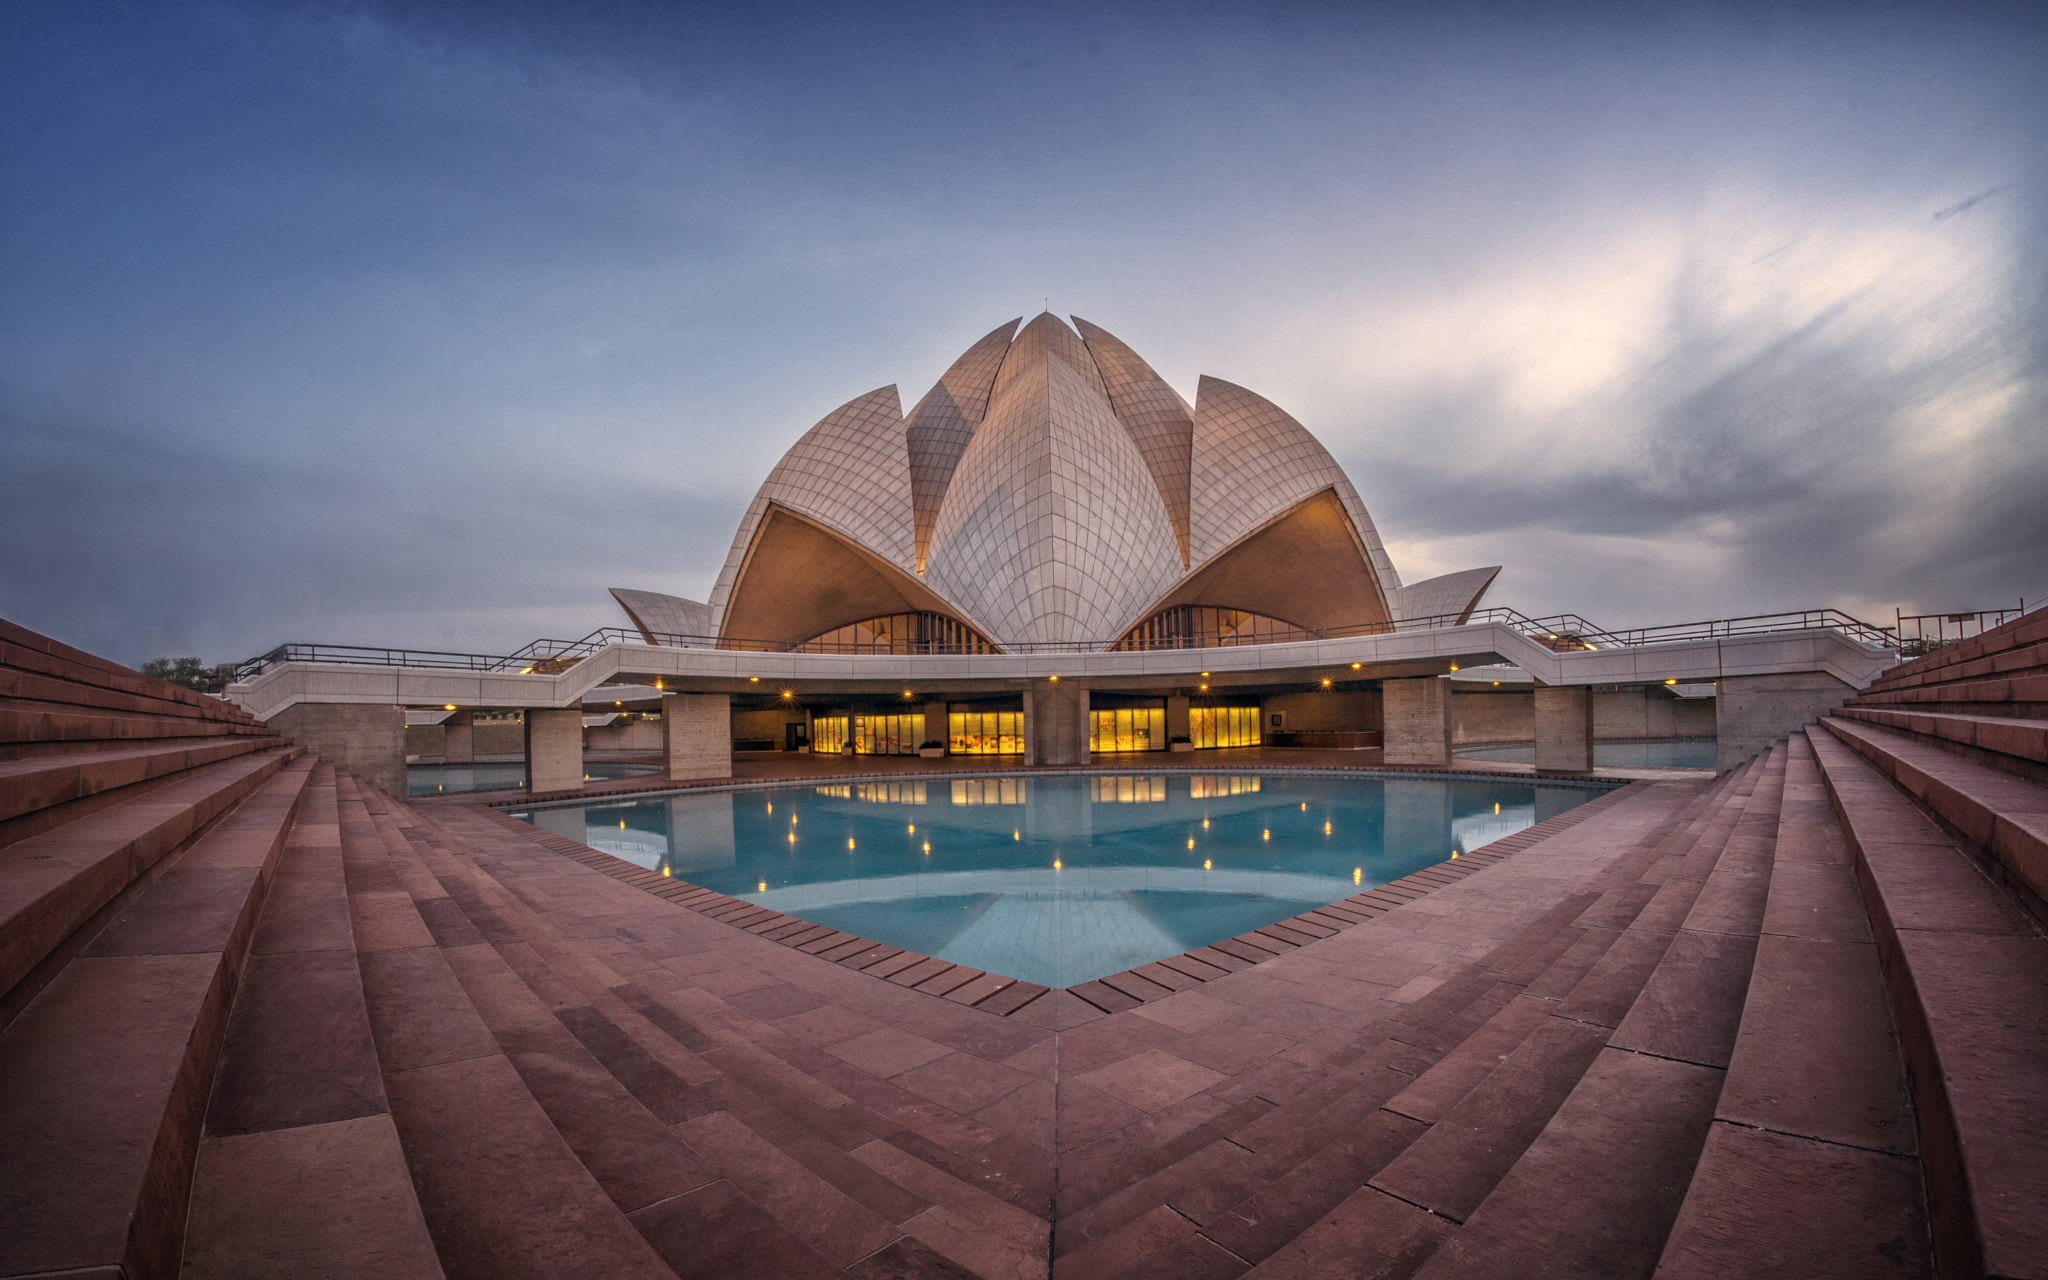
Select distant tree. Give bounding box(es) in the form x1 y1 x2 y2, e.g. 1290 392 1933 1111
143 656 226 694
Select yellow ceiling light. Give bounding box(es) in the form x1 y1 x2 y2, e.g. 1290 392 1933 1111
1351 663 1361 669
1449 663 1459 671
749 676 760 682
1048 674 1059 681
1665 678 1678 685
443 704 456 711
1321 678 1332 687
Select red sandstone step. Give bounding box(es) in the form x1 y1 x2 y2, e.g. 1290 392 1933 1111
1840 707 2048 782
0 746 300 1005
1653 733 1930 1280
404 799 990 1273
1054 774 1746 1274
0 755 313 1280
334 774 682 1279
0 658 261 731
1856 608 2048 688
1355 751 1776 1274
0 703 268 763
352 798 732 1225
1850 677 2048 718
1368 749 1785 1277
1804 727 2048 1280
1823 715 2048 915
415 801 1068 1279
0 619 264 726
181 762 442 1279
0 736 279 826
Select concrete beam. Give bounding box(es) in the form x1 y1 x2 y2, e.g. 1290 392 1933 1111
266 703 405 796
1383 677 1452 767
1716 672 1855 772
227 620 1896 719
1024 680 1090 766
525 708 583 793
662 693 732 781
1534 687 1595 773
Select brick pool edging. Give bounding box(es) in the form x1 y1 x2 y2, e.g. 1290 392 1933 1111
469 779 1649 1018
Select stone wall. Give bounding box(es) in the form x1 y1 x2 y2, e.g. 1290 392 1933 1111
1451 689 1533 744
1264 690 1381 733
1596 689 1716 739
585 719 662 751
1717 673 1853 771
268 703 406 795
732 708 810 750
1448 686 1716 746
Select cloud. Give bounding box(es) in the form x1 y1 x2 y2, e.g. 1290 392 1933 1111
1934 185 2012 223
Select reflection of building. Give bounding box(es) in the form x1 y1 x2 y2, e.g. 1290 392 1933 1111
615 313 1496 655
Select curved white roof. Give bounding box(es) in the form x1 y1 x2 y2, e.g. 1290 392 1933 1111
677 315 1495 650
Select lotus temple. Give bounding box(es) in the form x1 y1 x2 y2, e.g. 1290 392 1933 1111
2 316 2042 1280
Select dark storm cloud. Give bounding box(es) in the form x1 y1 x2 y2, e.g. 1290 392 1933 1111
1 0 2045 661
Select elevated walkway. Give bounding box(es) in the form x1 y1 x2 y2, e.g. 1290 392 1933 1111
4 613 2042 1279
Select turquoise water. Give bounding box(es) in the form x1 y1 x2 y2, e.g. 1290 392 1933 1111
511 772 1607 988
407 761 659 795
1453 738 1717 769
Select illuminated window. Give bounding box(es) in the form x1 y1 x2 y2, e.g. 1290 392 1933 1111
948 710 1022 755
1088 707 1165 753
1187 706 1263 749
811 716 848 754
852 713 924 756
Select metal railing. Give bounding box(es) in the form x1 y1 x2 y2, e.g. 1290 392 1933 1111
1892 602 2029 657
231 602 1937 682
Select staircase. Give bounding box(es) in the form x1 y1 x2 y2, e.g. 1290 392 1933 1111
4 612 2044 1280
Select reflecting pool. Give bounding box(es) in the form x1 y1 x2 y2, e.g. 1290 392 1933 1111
511 772 1610 988
1452 738 1717 769
407 760 660 795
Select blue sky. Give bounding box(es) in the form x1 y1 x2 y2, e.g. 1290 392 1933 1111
3 0 2044 664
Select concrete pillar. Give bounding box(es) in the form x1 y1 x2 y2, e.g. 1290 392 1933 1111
1166 696 1190 741
662 693 732 781
1534 686 1595 773
525 709 584 794
266 703 406 796
443 710 475 763
1024 680 1090 766
923 701 948 752
1716 673 1854 772
1383 677 1452 767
